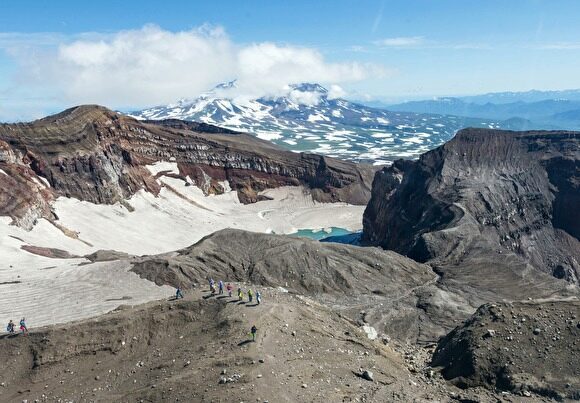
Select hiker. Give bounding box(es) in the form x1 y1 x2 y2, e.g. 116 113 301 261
6 320 15 334
175 288 184 299
237 287 243 301
218 280 224 295
19 318 28 335
226 283 233 297
248 289 254 303
210 282 217 294
256 291 262 305
250 325 257 341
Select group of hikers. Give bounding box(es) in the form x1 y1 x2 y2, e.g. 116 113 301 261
175 279 263 305
174 278 261 342
5 318 28 336
5 280 259 341
212 278 263 305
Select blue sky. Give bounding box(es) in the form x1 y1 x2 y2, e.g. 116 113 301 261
2 0 580 120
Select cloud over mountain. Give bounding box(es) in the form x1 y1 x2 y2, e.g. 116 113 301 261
11 25 385 110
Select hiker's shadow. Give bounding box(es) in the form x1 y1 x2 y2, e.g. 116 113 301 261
237 339 255 346
216 296 228 300
202 294 217 300
226 300 239 304
0 333 19 340
245 303 259 307
237 301 247 305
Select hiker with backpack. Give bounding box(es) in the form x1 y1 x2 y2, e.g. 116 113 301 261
218 280 224 295
19 318 28 335
6 320 15 334
226 283 233 297
248 289 254 303
237 287 244 301
250 325 257 342
175 287 184 299
256 291 262 305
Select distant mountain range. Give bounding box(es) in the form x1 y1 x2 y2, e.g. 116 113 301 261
131 82 529 164
378 89 580 130
458 88 580 104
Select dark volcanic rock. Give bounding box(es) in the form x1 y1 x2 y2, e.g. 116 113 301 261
131 228 433 296
432 300 580 400
0 105 376 227
362 128 580 284
130 228 577 342
131 228 445 342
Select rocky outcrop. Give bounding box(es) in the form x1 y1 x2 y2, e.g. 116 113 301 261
0 105 376 228
0 140 54 229
362 128 580 284
432 300 580 400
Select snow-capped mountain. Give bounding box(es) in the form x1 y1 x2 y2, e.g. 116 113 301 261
131 82 507 165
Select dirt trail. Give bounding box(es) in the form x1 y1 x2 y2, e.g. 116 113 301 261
0 285 450 402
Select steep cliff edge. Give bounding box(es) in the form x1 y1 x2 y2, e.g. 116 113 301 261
0 105 375 228
362 128 580 283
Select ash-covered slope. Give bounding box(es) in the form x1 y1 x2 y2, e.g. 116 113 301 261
130 228 447 342
129 229 576 343
131 228 434 296
0 289 422 402
363 128 580 284
0 105 375 228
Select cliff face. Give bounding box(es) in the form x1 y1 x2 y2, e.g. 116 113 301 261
0 105 375 229
363 128 580 283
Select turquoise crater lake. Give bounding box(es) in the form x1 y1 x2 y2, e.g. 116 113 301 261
289 227 353 241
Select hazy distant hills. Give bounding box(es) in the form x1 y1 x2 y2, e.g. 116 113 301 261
378 89 580 130
459 88 580 104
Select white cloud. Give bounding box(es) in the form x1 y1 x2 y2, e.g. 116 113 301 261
287 88 324 106
374 36 425 47
328 84 347 99
7 25 385 110
234 43 376 99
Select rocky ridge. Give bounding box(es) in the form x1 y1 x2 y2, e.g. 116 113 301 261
0 105 375 229
363 128 580 284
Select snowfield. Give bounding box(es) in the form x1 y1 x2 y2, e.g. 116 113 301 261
0 172 365 328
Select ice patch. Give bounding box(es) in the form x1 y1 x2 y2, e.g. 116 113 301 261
362 325 378 340
307 114 330 123
38 176 51 187
146 161 179 176
371 133 393 139
402 137 424 144
256 130 283 141
31 176 47 188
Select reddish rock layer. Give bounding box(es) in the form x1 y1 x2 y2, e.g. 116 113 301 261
0 105 376 228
